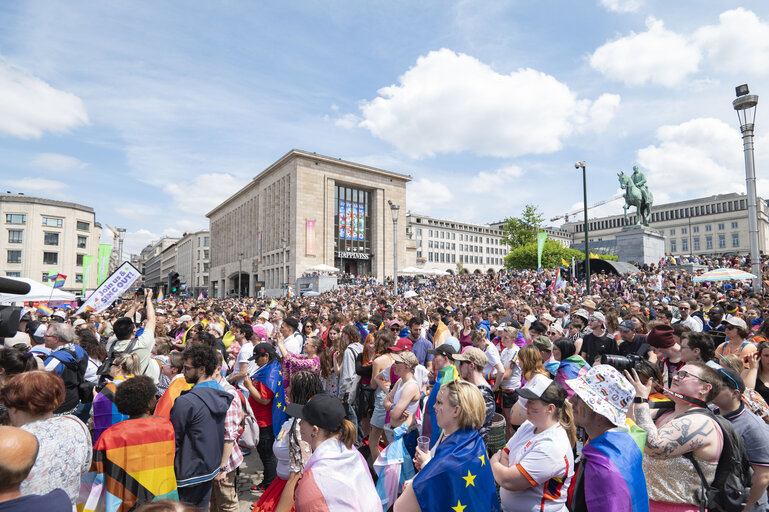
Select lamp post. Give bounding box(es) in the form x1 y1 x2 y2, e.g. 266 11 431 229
575 161 590 292
733 84 762 291
388 200 400 296
281 238 287 297
238 252 243 298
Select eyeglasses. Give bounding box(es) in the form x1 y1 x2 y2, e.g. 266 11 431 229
672 370 709 384
547 331 557 336
182 365 197 371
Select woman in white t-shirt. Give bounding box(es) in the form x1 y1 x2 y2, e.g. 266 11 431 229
494 327 522 439
490 379 576 512
510 344 553 426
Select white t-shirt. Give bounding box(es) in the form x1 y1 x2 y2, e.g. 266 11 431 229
499 346 522 391
516 373 552 409
235 341 258 387
283 332 304 355
500 421 574 512
483 343 502 378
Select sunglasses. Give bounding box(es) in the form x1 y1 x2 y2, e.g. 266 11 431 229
547 331 558 336
672 370 709 384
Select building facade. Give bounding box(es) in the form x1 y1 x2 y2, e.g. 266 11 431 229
137 237 180 290
207 150 410 297
175 230 210 297
564 193 769 257
406 213 508 273
0 193 102 294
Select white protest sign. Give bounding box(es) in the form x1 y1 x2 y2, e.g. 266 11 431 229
75 262 141 314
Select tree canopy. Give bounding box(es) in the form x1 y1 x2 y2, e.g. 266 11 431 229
504 239 617 270
500 204 544 249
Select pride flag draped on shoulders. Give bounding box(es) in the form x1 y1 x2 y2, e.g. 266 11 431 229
253 359 286 437
576 430 648 512
412 428 500 512
424 364 458 447
78 416 178 512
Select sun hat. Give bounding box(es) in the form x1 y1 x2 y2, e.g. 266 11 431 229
541 313 556 323
391 351 419 369
722 317 748 330
258 311 270 320
451 347 487 368
286 393 345 432
178 314 193 323
590 312 606 325
565 364 635 427
72 318 86 328
582 299 597 310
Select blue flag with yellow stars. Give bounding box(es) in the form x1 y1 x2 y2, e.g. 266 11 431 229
253 359 287 437
411 428 500 512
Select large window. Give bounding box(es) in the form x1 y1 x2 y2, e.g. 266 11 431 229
6 214 25 224
7 250 21 263
682 239 689 252
732 233 740 247
43 252 58 265
5 272 20 277
8 230 22 243
670 240 677 252
42 217 62 228
706 236 713 250
76 254 84 266
693 237 700 251
44 232 59 245
76 221 90 231
75 274 83 283
77 235 87 249
718 234 726 249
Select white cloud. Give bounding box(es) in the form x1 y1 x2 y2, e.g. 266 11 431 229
407 178 453 213
636 117 744 198
334 113 361 129
693 8 769 75
2 178 70 199
589 17 701 87
0 57 88 138
599 0 643 13
470 165 523 193
163 172 244 216
358 48 619 158
32 153 88 171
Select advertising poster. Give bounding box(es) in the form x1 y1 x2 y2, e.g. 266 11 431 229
351 202 359 240
357 203 365 241
345 202 353 239
306 220 316 255
339 200 347 239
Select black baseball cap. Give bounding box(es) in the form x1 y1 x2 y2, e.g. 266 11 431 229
249 342 276 361
283 317 299 330
428 343 457 358
718 367 745 393
286 393 345 431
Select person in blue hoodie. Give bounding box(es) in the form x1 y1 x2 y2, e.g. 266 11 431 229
170 344 233 509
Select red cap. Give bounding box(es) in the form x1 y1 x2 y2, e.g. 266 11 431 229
389 338 414 352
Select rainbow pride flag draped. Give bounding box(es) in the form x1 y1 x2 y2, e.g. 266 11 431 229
92 375 132 443
197 292 204 300
554 355 590 398
78 416 178 512
37 304 54 316
578 430 648 512
554 267 566 291
424 364 459 447
253 359 287 437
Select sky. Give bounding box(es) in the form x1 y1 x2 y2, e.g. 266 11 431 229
1 1 769 256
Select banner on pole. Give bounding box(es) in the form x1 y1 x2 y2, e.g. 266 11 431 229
97 244 112 285
536 232 548 269
75 262 141 315
81 255 93 296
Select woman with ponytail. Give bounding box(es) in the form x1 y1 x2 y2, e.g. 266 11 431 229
491 379 575 512
289 393 379 511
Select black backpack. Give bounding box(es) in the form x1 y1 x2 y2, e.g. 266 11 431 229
679 408 751 512
49 347 93 408
96 337 139 391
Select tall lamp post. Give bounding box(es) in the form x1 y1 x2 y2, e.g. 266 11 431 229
281 238 287 297
575 161 590 292
238 252 243 297
388 200 399 296
733 84 762 291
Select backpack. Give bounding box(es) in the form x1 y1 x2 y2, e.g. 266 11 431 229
49 347 93 405
679 408 751 512
96 337 139 391
235 389 260 450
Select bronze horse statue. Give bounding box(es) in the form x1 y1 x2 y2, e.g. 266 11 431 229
618 171 653 227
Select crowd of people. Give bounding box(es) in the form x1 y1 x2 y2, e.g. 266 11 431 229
2 258 769 511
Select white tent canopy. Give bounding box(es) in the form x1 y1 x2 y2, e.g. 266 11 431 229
429 268 450 276
305 264 340 273
398 266 423 274
0 277 77 303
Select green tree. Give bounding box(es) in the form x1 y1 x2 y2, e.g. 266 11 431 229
455 261 468 275
503 240 617 270
500 204 545 249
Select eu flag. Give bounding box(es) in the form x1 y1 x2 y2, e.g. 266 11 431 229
412 428 500 512
253 359 287 437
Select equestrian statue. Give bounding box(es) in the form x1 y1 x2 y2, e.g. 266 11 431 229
617 166 653 227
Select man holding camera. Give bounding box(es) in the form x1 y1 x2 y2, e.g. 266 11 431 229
106 289 158 384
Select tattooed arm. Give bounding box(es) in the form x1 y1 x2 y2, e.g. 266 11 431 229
633 405 715 458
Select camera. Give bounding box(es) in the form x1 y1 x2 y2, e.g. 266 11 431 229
601 353 644 372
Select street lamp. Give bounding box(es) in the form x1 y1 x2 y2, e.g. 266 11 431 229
281 238 287 297
575 161 590 292
733 84 762 291
238 252 243 297
388 200 400 296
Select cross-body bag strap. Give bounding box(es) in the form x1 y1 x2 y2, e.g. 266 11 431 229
683 452 708 512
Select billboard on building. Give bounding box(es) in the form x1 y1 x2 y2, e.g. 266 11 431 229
339 200 365 241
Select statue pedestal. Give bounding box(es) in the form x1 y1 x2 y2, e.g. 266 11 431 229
615 226 665 266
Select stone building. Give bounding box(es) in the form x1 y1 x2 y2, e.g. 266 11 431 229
207 150 410 297
0 192 102 294
175 230 210 297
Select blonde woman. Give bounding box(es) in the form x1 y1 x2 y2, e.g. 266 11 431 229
509 345 552 426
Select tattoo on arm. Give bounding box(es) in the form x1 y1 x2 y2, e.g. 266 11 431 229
636 409 715 457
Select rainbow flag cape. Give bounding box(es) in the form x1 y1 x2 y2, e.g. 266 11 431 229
37 304 54 316
579 430 648 512
554 267 566 291
425 364 459 447
77 416 178 511
253 359 287 437
156 289 164 303
53 273 67 288
92 376 132 443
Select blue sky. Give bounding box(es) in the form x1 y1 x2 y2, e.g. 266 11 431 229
1 1 769 255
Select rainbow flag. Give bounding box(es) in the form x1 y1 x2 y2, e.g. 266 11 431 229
197 292 204 300
84 304 96 313
37 304 54 316
156 289 164 303
92 376 131 443
52 274 67 288
554 267 566 291
287 285 294 298
78 416 178 511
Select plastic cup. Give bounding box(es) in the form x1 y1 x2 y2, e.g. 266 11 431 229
417 436 430 453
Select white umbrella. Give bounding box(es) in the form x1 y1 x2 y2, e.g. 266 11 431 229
399 266 422 274
0 277 77 303
306 264 340 273
692 268 757 282
403 290 418 298
430 268 449 276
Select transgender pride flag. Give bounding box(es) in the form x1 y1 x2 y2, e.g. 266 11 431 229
581 430 648 512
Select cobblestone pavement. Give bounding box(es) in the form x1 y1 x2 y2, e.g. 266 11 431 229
236 449 264 512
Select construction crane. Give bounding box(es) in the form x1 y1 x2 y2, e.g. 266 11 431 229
550 193 624 223
105 224 126 273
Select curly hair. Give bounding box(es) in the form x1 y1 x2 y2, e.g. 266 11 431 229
288 371 324 405
115 375 157 417
182 344 218 376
